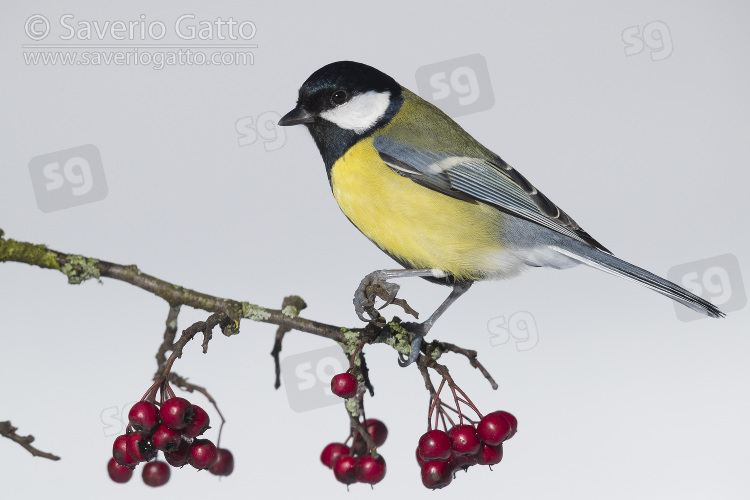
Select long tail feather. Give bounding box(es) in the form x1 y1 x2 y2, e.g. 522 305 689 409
552 243 725 318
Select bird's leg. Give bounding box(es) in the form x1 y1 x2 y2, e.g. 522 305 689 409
398 281 473 367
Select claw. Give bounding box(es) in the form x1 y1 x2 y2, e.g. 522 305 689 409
376 282 401 309
353 271 400 323
397 322 428 367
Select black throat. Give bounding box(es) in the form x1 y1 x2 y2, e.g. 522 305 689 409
304 91 405 179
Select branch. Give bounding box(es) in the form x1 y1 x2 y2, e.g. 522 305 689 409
0 421 60 461
1 229 501 456
0 230 346 344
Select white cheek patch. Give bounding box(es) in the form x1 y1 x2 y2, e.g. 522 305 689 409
319 90 391 133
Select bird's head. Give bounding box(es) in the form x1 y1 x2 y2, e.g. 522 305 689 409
278 61 404 168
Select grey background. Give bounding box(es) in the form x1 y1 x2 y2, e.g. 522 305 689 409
1 1 748 499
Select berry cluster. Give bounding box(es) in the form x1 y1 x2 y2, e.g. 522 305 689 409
417 410 517 489
107 381 233 487
320 418 388 488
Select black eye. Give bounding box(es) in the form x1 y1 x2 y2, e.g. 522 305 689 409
331 90 348 105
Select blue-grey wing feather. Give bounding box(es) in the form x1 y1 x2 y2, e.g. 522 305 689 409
373 136 610 253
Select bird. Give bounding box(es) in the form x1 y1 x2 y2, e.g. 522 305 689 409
278 60 724 366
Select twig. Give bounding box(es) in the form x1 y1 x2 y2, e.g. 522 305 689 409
0 421 60 461
432 341 498 390
359 351 374 397
155 304 181 373
271 296 307 389
160 312 225 378
349 414 379 460
417 363 436 395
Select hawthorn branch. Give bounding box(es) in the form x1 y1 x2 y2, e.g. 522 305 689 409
0 231 346 344
0 421 60 461
1 229 500 459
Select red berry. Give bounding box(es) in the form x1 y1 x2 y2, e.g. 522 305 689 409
321 442 350 469
333 455 358 485
477 443 503 465
209 448 235 476
183 405 210 438
466 450 481 466
126 432 156 462
112 434 137 467
164 439 191 468
151 424 182 452
364 419 388 447
477 411 512 445
142 461 170 487
189 438 219 470
418 429 451 461
160 397 193 430
448 424 481 456
448 452 472 472
331 373 357 398
496 411 518 439
128 401 160 435
421 460 453 489
356 455 386 484
415 447 425 468
107 458 133 483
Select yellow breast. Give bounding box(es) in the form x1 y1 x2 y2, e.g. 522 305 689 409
330 138 507 281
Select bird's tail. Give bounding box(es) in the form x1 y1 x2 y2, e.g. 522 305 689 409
552 243 725 318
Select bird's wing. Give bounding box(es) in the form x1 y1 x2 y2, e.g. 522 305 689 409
373 135 610 253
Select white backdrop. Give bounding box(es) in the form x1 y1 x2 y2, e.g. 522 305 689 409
1 1 748 499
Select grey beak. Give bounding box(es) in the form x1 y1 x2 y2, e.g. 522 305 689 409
278 106 316 126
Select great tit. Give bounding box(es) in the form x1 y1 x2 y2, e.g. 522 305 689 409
279 61 724 365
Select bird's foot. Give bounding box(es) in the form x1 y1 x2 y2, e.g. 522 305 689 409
353 270 401 323
397 322 430 367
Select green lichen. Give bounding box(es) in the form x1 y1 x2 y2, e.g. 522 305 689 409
60 254 100 284
0 238 61 271
383 319 413 355
281 305 299 318
345 397 359 417
242 302 271 321
337 328 360 356
429 345 444 360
